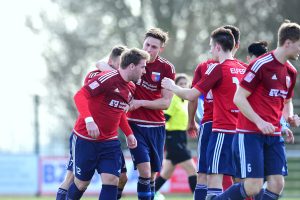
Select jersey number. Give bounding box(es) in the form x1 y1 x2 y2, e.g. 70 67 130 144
232 77 240 89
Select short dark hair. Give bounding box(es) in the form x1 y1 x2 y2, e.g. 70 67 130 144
248 41 268 57
109 45 127 59
211 27 235 52
145 28 169 46
223 25 240 45
175 73 189 85
120 48 150 69
278 20 300 46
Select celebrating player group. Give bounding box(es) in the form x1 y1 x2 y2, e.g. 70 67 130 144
55 20 300 200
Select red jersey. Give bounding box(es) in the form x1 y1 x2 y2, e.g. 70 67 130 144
192 59 216 123
194 59 246 133
237 52 297 135
73 70 136 141
83 69 133 136
127 56 176 125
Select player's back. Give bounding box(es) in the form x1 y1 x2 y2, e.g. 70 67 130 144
194 59 246 132
212 59 246 131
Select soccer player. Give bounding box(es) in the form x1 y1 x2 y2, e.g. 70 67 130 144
211 20 300 200
56 45 129 200
188 25 245 200
127 28 175 200
154 73 197 200
65 48 149 200
161 27 246 199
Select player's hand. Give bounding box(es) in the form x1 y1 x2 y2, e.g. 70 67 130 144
126 134 137 149
161 77 176 91
187 121 198 138
288 114 300 127
283 128 295 144
86 122 100 139
129 99 143 111
256 120 276 134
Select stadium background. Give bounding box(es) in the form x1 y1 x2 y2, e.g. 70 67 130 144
0 0 299 199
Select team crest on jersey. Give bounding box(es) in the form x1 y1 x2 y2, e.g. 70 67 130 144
286 76 291 89
151 72 161 82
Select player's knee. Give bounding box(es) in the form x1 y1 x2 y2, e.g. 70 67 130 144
137 163 151 178
244 179 263 196
119 173 128 187
74 178 90 191
267 176 285 194
102 173 119 185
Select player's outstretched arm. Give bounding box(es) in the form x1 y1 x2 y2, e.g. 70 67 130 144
130 88 173 110
234 86 275 134
161 77 200 101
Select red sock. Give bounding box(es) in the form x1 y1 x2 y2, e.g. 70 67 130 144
222 175 233 191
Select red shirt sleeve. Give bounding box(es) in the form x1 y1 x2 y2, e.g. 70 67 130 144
240 63 263 93
194 64 222 94
74 87 92 119
119 113 133 136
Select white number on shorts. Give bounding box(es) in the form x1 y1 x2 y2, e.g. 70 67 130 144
247 163 252 173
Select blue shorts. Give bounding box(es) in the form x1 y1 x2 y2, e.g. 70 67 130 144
206 132 235 176
67 132 127 173
72 133 122 181
233 133 288 179
197 121 212 173
129 123 166 172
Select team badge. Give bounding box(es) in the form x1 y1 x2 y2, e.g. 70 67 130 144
286 76 291 88
151 72 161 82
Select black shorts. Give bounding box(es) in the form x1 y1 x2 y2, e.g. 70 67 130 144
165 130 192 165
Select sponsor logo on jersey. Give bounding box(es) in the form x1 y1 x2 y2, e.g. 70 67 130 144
109 99 129 110
286 76 291 88
88 81 100 89
269 89 288 98
244 72 255 83
151 72 161 82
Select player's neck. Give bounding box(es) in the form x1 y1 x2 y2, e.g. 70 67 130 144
119 69 130 82
273 47 288 64
218 52 234 63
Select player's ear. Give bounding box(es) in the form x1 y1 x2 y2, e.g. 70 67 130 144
284 39 292 48
159 46 165 53
130 63 135 70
